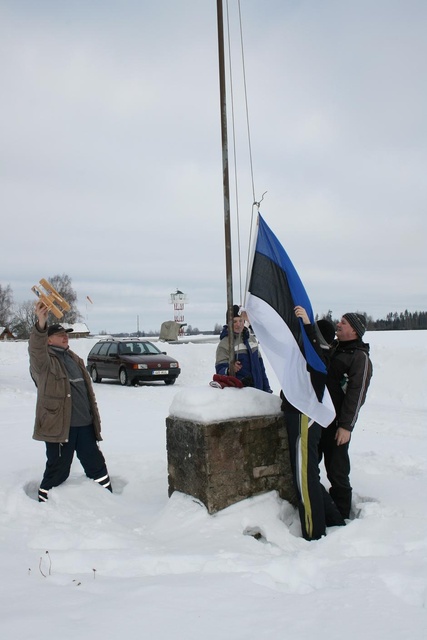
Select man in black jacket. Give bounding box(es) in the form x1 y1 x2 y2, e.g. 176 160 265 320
320 313 373 519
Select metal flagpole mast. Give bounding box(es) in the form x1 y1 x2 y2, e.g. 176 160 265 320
216 0 235 376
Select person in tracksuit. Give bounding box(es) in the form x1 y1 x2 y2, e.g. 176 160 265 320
29 300 112 502
320 313 373 519
281 306 345 541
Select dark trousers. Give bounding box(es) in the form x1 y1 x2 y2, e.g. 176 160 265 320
285 412 345 541
320 423 352 519
40 425 110 491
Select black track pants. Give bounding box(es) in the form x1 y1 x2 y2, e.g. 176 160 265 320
285 412 345 540
40 425 111 492
320 423 352 519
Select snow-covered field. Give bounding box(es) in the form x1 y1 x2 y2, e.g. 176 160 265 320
0 331 426 639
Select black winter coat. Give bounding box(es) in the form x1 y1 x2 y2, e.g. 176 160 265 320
326 339 373 431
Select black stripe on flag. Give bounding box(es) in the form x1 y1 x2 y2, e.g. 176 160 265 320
249 251 305 356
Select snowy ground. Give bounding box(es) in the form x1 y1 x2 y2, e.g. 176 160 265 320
0 331 426 639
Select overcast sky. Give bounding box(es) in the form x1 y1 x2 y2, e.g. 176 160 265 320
1 0 426 334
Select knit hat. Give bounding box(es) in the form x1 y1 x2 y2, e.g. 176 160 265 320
226 304 241 322
316 319 336 345
342 313 366 338
48 323 73 337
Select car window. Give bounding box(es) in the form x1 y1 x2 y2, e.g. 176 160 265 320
89 343 103 356
115 342 162 355
98 343 111 356
108 343 118 356
143 342 161 355
119 343 133 355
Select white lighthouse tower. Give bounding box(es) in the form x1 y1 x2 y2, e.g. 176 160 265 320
169 289 188 334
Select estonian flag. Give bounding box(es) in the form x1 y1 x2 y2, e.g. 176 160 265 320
245 214 335 428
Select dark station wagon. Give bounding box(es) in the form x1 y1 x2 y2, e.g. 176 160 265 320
87 339 181 386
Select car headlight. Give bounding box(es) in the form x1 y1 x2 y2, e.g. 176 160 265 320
170 362 178 368
134 364 148 370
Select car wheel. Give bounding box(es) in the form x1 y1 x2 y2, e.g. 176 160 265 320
91 366 102 383
119 368 131 386
164 378 176 385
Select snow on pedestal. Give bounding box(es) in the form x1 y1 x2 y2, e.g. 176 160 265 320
166 386 297 514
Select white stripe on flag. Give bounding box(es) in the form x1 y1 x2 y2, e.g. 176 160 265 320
246 294 335 427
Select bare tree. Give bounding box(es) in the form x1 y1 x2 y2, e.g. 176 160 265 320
0 283 14 326
213 323 222 334
10 300 36 339
47 274 82 324
186 325 200 335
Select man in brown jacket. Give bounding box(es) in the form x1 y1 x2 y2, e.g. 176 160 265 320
29 301 112 502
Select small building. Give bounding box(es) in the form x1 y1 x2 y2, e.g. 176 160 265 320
61 322 90 338
159 320 186 342
0 327 15 341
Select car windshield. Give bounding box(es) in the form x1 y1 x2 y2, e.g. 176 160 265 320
118 342 161 356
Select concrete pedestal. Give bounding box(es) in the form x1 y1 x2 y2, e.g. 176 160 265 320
166 413 297 514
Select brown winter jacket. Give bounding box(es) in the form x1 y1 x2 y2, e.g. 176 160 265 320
28 324 102 443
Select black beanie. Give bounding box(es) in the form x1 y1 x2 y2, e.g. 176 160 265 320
226 304 241 323
343 313 367 338
316 319 336 345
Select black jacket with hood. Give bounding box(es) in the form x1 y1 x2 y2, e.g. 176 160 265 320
326 338 373 432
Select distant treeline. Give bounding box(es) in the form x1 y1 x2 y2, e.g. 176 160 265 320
317 310 427 331
367 311 427 331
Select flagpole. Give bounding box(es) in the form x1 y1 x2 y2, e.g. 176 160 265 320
217 0 235 375
243 212 260 309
